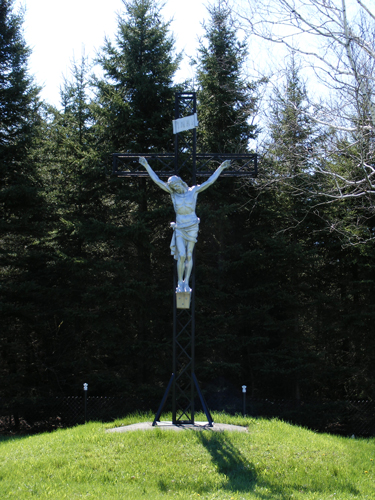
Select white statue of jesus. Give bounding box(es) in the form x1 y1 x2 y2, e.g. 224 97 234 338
139 157 230 293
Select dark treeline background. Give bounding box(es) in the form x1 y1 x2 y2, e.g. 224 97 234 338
1 0 375 406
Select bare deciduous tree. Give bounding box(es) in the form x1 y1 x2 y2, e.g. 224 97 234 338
232 0 375 236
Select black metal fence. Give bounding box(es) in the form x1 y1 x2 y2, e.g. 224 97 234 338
1 394 374 437
208 396 375 437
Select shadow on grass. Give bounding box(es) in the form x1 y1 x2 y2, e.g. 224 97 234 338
0 435 31 444
157 431 257 495
194 432 361 500
197 432 257 492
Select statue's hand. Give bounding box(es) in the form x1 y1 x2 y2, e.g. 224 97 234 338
139 157 148 168
222 160 231 169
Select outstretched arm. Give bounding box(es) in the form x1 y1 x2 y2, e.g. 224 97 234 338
139 157 171 193
194 160 231 194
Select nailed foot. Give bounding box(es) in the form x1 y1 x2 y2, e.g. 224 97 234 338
176 281 192 294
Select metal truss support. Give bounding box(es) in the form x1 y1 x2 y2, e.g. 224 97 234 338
172 93 196 424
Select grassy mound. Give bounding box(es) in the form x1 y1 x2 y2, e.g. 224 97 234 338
0 412 374 499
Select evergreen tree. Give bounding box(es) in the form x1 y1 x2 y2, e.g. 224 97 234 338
91 0 181 392
205 55 375 401
195 56 329 398
195 3 258 153
0 0 41 233
0 0 45 400
267 55 320 177
34 57 120 394
184 3 262 388
255 56 330 399
94 0 180 153
311 99 375 399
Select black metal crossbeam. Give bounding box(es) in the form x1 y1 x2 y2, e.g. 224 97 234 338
112 152 257 178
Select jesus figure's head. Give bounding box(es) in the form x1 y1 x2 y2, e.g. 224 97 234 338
167 176 188 193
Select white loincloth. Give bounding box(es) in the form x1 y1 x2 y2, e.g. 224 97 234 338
170 217 200 260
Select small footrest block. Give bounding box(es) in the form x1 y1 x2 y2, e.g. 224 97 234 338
176 292 191 309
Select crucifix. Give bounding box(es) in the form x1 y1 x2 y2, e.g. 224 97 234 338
112 92 257 426
138 156 231 296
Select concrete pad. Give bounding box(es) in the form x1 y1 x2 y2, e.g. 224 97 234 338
106 421 248 433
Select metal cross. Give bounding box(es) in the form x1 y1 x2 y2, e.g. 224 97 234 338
112 92 257 426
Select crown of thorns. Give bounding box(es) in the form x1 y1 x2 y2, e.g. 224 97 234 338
167 176 188 190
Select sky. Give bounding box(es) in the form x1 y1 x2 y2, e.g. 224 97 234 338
14 0 209 107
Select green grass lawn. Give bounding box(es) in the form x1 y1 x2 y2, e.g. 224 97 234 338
0 412 374 499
